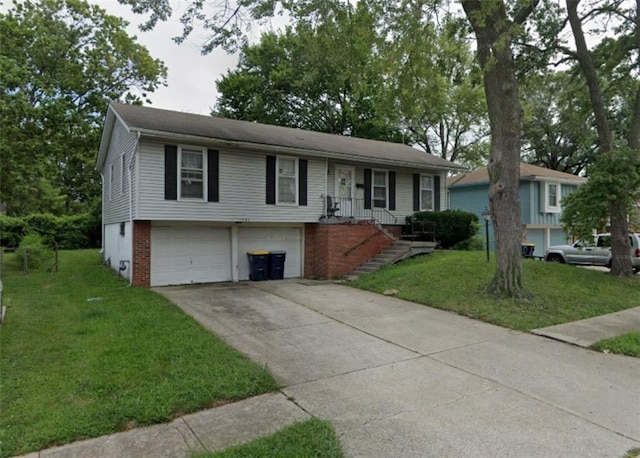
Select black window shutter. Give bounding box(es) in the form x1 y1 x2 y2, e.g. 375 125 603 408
266 156 276 205
434 175 441 211
207 149 219 202
413 174 420 211
364 169 372 210
388 171 396 211
164 145 178 200
298 159 308 206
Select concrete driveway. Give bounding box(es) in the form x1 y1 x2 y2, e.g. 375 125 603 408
157 280 640 458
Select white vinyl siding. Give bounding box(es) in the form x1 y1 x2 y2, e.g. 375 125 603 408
137 141 324 222
103 120 137 224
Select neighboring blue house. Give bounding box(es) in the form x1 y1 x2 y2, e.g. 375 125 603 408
448 163 586 258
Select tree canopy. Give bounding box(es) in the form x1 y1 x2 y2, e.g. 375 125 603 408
0 0 167 216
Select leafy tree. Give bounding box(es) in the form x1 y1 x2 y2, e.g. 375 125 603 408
461 0 540 299
215 2 404 142
562 146 640 241
382 7 489 166
563 0 639 276
521 70 597 175
0 0 167 216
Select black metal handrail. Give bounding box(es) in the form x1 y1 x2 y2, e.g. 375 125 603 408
322 196 398 225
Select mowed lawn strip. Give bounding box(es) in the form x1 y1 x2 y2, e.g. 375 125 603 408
352 251 640 331
0 250 278 458
592 332 640 357
193 419 344 458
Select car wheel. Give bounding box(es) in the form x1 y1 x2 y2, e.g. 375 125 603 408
634 267 640 274
546 254 564 263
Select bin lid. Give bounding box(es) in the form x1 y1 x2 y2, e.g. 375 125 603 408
270 250 286 254
247 250 269 255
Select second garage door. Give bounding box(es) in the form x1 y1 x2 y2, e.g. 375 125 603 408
237 227 302 280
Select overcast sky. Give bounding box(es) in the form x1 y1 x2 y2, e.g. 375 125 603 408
95 1 248 115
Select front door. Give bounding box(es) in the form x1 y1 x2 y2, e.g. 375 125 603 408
334 165 355 217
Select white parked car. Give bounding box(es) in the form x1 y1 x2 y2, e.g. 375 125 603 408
545 233 640 273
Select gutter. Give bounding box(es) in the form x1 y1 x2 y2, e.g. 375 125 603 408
99 172 105 255
130 128 467 172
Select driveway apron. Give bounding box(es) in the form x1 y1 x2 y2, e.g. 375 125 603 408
157 280 640 458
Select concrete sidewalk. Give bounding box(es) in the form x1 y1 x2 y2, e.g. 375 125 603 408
22 393 310 458
532 306 640 347
24 280 640 457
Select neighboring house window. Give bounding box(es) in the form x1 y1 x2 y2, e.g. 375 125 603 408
420 175 434 211
372 170 387 208
543 182 561 213
120 154 126 196
180 147 206 199
109 162 115 201
277 156 298 204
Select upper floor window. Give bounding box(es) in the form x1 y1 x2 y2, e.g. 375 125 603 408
180 148 206 200
420 175 434 211
277 156 298 204
543 182 561 213
120 154 126 196
373 170 387 208
109 162 115 201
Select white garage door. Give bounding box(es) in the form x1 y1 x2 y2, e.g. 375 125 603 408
238 227 302 280
151 226 232 286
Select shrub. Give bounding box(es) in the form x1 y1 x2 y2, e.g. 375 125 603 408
0 213 101 249
409 210 480 249
452 236 485 251
17 233 52 271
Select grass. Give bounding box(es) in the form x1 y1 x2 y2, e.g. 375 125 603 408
352 251 640 331
591 332 640 357
192 419 343 458
0 250 278 457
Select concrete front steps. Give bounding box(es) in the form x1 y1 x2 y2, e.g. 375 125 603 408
350 240 437 276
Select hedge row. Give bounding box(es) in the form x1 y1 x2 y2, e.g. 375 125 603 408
408 209 479 249
0 213 101 249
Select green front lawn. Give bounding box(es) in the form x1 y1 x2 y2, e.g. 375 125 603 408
591 332 640 357
0 250 278 457
352 251 640 331
193 419 344 458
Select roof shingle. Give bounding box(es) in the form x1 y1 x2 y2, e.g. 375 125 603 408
110 102 464 170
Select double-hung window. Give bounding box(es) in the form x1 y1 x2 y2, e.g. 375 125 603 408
109 163 115 201
120 155 126 196
373 170 387 208
420 175 434 211
277 156 298 204
543 182 560 213
180 148 206 199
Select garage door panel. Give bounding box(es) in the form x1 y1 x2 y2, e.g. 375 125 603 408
151 227 232 286
238 227 302 281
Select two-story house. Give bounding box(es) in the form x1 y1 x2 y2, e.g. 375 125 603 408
97 103 465 286
448 163 586 258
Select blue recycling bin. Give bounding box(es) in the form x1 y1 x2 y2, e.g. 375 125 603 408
268 251 286 280
247 251 269 281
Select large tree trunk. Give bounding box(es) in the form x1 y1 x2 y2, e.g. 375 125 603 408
462 1 535 299
567 0 632 277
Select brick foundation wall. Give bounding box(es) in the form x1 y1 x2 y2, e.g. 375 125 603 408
305 221 395 279
132 220 151 287
383 225 404 239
